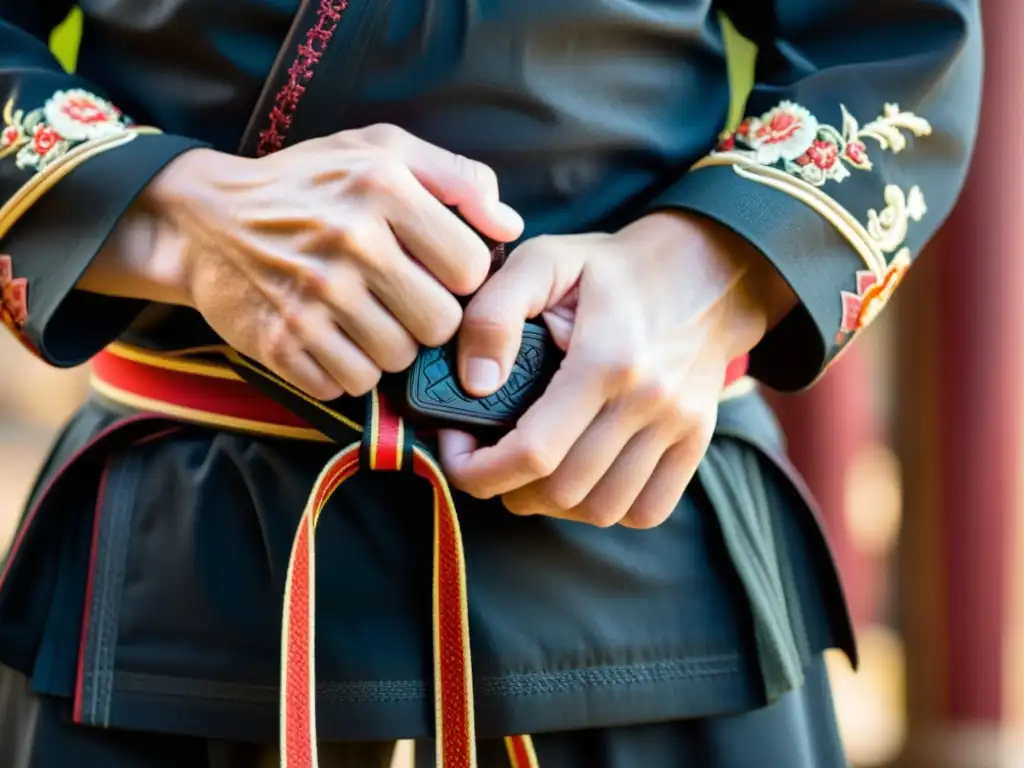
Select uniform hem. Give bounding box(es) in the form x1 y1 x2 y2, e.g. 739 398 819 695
104 654 765 742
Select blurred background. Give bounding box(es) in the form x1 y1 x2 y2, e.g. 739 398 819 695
2 7 1022 768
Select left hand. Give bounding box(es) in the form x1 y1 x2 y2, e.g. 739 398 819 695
437 211 795 528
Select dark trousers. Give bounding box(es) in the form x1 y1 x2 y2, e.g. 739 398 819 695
0 662 847 768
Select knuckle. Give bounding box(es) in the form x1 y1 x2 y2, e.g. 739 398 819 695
448 249 490 296
379 340 418 374
634 378 679 415
500 494 533 516
539 482 583 513
307 378 346 402
624 506 672 530
585 505 622 529
350 155 408 198
293 260 332 302
515 436 559 479
346 367 383 397
454 153 498 194
358 123 408 149
334 216 381 260
506 236 546 265
459 480 493 501
588 352 644 393
446 469 491 500
419 307 462 348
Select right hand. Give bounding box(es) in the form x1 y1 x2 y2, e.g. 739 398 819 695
144 124 524 400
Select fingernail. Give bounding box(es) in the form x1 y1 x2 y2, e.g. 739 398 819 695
491 201 524 233
465 357 502 394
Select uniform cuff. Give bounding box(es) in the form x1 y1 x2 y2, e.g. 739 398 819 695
644 100 933 391
1 132 206 366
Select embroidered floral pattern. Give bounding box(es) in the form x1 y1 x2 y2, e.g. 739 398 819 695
836 184 926 342
0 255 38 356
256 0 350 157
839 251 911 342
699 100 934 349
0 89 132 171
715 101 931 188
0 253 28 335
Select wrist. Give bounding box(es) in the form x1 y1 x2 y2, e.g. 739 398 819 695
134 147 237 306
77 205 193 306
77 149 222 306
617 210 798 357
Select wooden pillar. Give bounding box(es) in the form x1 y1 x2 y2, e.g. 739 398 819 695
898 1 1024 764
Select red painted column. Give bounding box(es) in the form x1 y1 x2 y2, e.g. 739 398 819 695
937 0 1023 731
900 1 1024 763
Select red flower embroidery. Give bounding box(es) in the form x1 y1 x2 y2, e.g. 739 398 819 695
716 132 736 151
0 255 38 356
743 102 819 165
843 139 872 169
1 125 21 148
31 124 62 156
0 254 28 327
755 111 803 145
58 94 118 125
799 140 840 170
2 280 27 325
709 101 929 188
837 257 910 342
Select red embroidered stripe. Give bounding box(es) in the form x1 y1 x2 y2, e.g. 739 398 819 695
256 0 350 157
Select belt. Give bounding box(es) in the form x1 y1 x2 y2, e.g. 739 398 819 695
90 342 754 767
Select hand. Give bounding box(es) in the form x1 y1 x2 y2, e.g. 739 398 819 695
438 212 795 529
138 125 523 399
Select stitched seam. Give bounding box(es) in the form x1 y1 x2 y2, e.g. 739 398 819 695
113 655 745 704
255 0 350 157
80 451 142 726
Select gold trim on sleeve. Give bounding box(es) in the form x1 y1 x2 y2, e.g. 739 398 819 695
0 89 162 238
692 101 932 345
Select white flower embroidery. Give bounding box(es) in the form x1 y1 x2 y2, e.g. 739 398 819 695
1 89 132 171
42 89 125 142
744 101 819 164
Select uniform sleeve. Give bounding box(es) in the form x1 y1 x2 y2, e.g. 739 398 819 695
646 0 982 391
0 4 208 366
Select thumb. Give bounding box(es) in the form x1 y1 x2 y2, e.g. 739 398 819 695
400 137 524 243
458 240 585 397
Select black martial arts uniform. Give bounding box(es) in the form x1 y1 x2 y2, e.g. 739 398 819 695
0 0 981 765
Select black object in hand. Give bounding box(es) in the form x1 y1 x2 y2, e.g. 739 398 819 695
402 322 560 430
